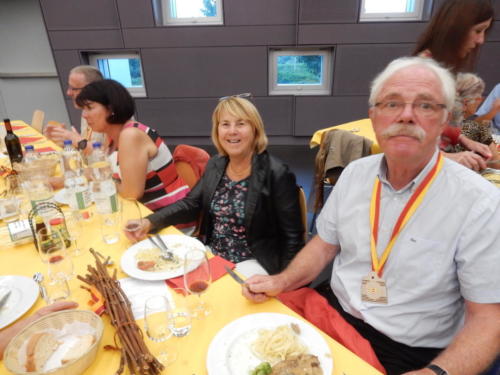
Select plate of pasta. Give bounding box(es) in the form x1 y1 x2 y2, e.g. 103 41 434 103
120 234 206 281
206 312 333 375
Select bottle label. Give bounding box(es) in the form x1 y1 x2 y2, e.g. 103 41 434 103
74 190 92 210
110 193 118 213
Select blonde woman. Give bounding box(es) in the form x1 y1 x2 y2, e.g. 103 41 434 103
125 96 304 276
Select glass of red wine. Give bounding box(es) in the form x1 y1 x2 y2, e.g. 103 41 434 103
122 197 143 233
183 249 211 318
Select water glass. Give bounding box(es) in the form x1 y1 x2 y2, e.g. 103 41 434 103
167 289 192 338
0 197 21 222
144 295 176 366
42 277 71 304
36 228 73 281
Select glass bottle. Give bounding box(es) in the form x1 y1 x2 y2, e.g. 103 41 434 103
3 118 23 166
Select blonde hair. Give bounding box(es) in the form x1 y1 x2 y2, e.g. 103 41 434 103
211 97 268 156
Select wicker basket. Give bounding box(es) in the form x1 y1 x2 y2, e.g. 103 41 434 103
4 310 104 375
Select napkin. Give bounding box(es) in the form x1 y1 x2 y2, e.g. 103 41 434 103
166 255 235 295
36 146 56 153
278 287 386 374
19 136 43 144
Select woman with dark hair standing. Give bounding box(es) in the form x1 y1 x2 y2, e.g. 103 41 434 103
75 79 190 214
413 0 494 74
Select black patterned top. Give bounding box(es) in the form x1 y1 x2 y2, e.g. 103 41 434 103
208 174 251 263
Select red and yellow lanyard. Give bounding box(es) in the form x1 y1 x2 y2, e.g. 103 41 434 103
369 153 444 276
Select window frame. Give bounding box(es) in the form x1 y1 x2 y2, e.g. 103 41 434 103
161 0 224 26
268 49 333 96
359 0 425 22
89 53 147 98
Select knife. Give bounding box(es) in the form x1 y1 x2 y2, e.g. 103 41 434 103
0 290 11 309
224 265 246 285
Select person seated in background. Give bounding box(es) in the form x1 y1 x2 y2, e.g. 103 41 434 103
413 0 495 171
447 73 500 168
242 57 500 375
75 79 191 214
44 65 105 152
125 96 304 277
475 83 500 135
0 301 77 360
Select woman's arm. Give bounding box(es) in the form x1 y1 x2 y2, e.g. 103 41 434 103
270 164 305 269
116 127 151 200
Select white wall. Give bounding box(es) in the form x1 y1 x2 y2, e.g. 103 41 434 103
0 0 69 125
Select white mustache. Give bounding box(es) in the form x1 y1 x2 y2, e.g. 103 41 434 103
380 123 426 142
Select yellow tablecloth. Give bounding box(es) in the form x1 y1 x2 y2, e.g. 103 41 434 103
310 118 381 154
0 123 382 375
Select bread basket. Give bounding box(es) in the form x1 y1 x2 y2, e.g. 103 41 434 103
4 310 104 375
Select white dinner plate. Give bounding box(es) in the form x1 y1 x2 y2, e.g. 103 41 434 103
120 234 206 281
206 312 333 375
0 275 39 329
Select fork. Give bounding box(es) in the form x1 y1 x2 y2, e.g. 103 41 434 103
149 236 174 261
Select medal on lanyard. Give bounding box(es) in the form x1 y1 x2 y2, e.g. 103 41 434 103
361 153 444 304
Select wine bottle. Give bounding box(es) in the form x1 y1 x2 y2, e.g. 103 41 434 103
3 118 23 165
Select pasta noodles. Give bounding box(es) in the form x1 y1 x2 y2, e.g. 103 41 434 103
135 248 180 272
251 324 308 365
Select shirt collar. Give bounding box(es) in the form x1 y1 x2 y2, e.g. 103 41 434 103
378 148 440 193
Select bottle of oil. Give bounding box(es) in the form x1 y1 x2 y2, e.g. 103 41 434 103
3 119 23 166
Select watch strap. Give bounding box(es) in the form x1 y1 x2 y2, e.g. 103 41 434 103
426 364 448 375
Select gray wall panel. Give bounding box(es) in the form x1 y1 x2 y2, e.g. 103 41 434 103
136 97 294 137
334 44 413 95
123 25 296 48
295 96 369 136
39 0 119 30
299 23 426 44
299 0 358 24
224 0 297 25
116 0 155 28
48 30 124 50
141 47 268 98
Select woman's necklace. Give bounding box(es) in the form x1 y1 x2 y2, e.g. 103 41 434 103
228 162 251 179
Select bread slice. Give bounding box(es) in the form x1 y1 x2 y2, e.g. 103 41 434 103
25 332 60 372
61 334 95 365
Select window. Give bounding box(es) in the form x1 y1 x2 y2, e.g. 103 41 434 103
162 0 223 25
359 0 426 22
269 50 333 96
89 53 146 97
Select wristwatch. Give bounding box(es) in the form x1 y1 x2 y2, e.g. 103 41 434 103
426 364 448 375
77 139 88 151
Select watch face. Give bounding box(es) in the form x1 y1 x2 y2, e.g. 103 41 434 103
77 139 88 151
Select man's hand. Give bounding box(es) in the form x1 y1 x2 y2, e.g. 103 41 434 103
123 218 151 242
242 274 288 303
444 151 487 171
34 301 78 319
458 135 492 159
401 369 437 375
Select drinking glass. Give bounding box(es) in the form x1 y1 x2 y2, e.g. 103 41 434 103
167 289 192 338
36 228 73 281
99 198 121 245
42 277 71 304
183 249 211 318
144 295 177 366
65 211 83 256
122 197 143 232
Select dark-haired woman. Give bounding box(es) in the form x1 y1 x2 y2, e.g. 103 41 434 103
413 0 494 74
76 79 190 214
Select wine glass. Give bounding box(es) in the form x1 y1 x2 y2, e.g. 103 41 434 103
36 227 74 281
183 249 211 318
144 295 177 366
167 289 192 338
122 197 143 232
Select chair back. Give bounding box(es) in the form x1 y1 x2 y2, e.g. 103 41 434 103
31 110 45 133
298 186 308 242
173 145 210 189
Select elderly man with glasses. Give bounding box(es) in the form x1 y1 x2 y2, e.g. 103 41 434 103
44 65 106 152
243 57 500 375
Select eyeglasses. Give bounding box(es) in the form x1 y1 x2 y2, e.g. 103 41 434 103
218 93 253 102
67 86 84 93
374 100 447 119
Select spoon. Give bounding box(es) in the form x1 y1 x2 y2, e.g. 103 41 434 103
33 272 47 301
